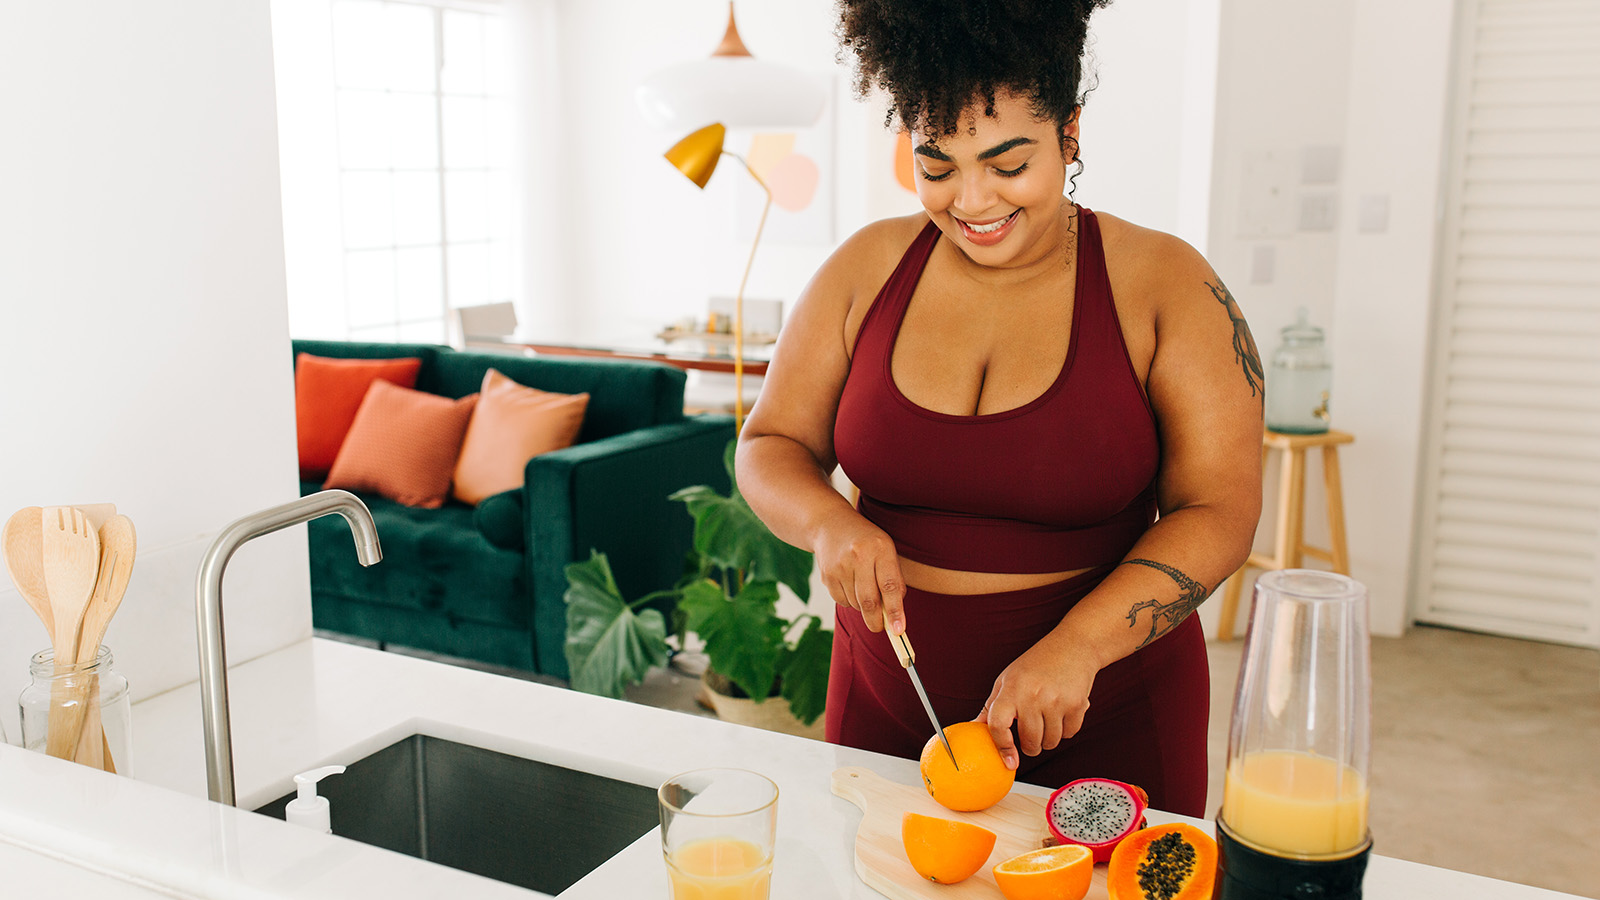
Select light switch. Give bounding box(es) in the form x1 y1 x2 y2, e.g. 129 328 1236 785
1359 194 1390 233
1298 192 1338 232
1251 244 1275 285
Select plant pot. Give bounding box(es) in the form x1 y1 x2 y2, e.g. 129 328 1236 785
698 670 826 742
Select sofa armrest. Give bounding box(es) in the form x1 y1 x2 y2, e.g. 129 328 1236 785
523 414 735 679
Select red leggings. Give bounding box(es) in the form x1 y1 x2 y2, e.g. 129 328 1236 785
825 566 1210 817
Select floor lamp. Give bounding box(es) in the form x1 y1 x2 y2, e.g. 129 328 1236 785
639 3 824 432
662 122 770 432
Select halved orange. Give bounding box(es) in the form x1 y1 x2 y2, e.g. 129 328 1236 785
901 812 997 884
919 721 1016 812
993 843 1095 900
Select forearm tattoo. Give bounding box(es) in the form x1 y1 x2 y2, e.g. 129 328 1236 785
1122 559 1211 649
1206 280 1264 399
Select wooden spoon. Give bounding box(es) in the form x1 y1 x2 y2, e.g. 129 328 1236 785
2 507 52 636
40 506 101 760
71 515 136 771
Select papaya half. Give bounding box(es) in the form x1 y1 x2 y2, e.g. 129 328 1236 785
1106 822 1218 900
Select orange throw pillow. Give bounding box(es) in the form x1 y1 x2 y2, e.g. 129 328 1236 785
295 354 423 479
452 369 590 505
324 380 478 508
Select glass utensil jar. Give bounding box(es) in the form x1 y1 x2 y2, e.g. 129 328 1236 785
19 646 131 774
1265 308 1332 434
659 768 778 900
1217 570 1371 899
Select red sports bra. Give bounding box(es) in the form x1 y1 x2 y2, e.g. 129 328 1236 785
833 208 1160 574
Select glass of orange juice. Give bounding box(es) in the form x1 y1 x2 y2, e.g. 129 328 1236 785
658 768 778 900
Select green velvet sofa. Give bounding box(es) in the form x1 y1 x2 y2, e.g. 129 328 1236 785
292 340 734 679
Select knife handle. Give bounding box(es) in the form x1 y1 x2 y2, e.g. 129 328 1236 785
889 632 915 668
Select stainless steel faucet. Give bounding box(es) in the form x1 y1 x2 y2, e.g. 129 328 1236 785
196 490 382 806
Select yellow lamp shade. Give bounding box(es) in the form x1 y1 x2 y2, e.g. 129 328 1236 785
664 123 726 189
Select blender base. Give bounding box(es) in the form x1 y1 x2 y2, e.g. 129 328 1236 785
1214 820 1371 900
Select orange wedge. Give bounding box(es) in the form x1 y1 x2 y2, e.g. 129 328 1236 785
993 843 1095 900
901 812 997 884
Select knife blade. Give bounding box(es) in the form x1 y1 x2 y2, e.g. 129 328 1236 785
889 631 957 767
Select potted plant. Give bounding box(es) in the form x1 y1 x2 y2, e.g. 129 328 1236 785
561 442 831 734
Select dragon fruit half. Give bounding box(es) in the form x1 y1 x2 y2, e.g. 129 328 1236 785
1045 778 1149 863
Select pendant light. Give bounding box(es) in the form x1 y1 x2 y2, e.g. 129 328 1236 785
635 2 825 131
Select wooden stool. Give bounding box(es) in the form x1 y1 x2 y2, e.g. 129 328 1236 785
1215 429 1354 640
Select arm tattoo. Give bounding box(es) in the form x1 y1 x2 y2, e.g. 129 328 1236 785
1205 280 1264 399
1122 559 1211 649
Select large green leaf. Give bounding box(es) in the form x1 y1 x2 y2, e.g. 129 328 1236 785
681 578 785 701
563 552 669 699
670 442 812 600
777 617 832 726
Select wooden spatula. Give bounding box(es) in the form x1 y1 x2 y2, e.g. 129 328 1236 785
40 506 101 760
71 514 136 771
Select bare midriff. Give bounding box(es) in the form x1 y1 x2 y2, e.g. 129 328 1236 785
900 557 1095 595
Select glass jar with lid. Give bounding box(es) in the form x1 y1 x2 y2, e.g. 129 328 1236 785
1266 308 1332 434
18 645 132 774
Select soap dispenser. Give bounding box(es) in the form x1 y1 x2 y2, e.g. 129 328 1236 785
285 765 345 834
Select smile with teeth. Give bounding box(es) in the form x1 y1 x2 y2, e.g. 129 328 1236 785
959 210 1019 234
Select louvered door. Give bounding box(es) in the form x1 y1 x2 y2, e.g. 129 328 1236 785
1413 0 1600 647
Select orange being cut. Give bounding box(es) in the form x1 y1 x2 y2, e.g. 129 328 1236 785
993 843 1095 900
900 812 997 884
919 721 1016 812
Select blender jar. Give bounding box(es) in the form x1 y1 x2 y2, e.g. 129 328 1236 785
1218 569 1372 898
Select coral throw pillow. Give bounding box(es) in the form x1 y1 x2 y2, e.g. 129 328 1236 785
324 380 478 509
452 369 590 505
295 354 423 479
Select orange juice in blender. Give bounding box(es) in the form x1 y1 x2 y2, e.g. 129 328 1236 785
1223 749 1369 856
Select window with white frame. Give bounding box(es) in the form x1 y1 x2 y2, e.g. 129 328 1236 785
328 0 513 342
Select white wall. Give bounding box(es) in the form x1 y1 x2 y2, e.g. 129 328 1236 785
1076 0 1221 249
1198 0 1455 637
272 0 348 340
1330 0 1456 636
0 1 311 742
532 0 846 336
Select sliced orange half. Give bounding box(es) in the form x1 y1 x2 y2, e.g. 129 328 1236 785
901 812 997 884
993 843 1095 900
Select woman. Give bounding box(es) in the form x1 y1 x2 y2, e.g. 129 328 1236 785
735 0 1262 817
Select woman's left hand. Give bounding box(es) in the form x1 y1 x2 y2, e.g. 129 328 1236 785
980 635 1101 770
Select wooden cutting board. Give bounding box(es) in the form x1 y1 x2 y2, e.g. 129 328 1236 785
831 766 1110 900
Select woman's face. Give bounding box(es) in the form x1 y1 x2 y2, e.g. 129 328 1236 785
910 90 1079 270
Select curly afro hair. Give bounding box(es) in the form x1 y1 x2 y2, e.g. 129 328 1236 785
836 0 1111 144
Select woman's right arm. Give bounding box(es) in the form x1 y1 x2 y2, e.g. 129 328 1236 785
735 222 910 636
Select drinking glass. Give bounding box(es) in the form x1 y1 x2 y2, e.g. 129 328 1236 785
658 768 778 900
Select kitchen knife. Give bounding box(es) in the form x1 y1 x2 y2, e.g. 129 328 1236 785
889 631 957 767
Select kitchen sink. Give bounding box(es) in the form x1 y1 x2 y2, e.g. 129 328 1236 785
254 735 660 895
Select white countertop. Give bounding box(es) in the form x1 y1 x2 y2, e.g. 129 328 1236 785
0 638 1581 899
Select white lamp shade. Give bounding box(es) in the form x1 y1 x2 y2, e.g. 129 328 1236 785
636 57 825 131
